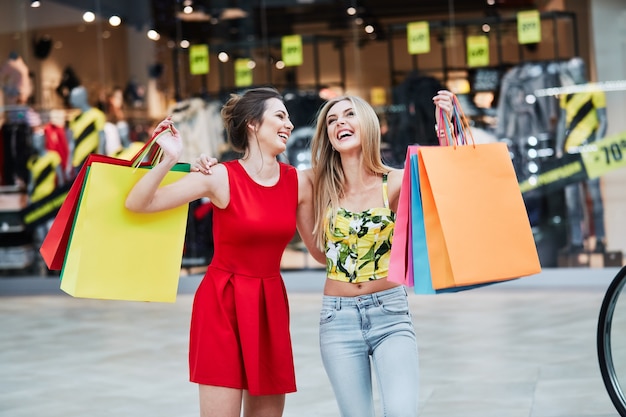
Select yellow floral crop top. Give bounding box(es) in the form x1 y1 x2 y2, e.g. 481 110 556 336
324 173 395 283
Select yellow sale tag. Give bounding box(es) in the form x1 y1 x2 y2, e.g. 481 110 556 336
466 36 489 68
370 87 386 106
282 35 303 66
234 59 253 87
407 21 430 55
580 131 626 178
189 44 209 75
517 10 541 44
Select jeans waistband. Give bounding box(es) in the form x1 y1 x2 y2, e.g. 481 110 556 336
322 285 407 309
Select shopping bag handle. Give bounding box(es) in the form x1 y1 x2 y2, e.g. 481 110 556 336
436 94 476 148
129 123 172 169
437 108 454 146
451 95 475 147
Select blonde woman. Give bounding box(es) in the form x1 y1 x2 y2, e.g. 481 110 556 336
309 92 453 417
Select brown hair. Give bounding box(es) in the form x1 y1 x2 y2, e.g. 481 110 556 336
221 87 283 154
310 95 390 249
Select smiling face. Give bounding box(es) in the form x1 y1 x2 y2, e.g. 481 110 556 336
326 99 361 154
250 97 294 156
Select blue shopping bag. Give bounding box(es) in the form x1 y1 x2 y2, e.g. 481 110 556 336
410 153 435 295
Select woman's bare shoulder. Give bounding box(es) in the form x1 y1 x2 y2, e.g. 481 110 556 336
297 167 314 181
386 167 404 184
187 162 229 202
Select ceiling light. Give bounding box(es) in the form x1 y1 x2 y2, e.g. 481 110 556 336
180 39 190 48
347 7 356 16
31 1 41 8
109 15 122 26
83 11 95 23
218 52 229 62
147 30 160 41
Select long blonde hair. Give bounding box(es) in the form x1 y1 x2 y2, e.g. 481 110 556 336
310 96 390 249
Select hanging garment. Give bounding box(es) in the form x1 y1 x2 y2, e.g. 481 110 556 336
1 121 32 186
169 98 224 163
560 90 606 151
69 107 105 169
386 72 445 165
43 123 70 178
26 151 62 202
103 122 123 156
495 61 561 141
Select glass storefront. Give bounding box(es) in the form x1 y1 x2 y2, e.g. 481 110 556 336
0 0 625 275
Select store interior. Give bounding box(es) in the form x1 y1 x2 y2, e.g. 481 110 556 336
0 0 624 275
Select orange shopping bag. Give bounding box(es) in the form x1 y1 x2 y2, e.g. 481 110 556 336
418 96 541 290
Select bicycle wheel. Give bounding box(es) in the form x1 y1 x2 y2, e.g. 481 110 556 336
598 265 626 416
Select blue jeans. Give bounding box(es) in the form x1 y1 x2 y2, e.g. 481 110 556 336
564 178 605 246
319 286 419 417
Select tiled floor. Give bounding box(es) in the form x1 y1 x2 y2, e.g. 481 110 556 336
0 266 624 417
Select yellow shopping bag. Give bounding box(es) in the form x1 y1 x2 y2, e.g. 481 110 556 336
60 162 189 302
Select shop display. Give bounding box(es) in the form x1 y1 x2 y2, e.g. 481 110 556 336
555 57 607 254
0 52 32 106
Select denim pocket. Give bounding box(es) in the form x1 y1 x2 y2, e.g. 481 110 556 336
319 308 336 325
379 296 410 315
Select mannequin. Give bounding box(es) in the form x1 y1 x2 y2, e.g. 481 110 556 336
555 57 607 253
0 51 32 105
44 109 71 181
27 130 64 203
68 86 106 170
27 129 65 258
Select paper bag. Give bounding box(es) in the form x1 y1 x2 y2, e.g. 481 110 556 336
418 142 541 290
60 162 189 302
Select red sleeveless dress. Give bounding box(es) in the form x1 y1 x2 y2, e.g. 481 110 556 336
189 160 298 395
